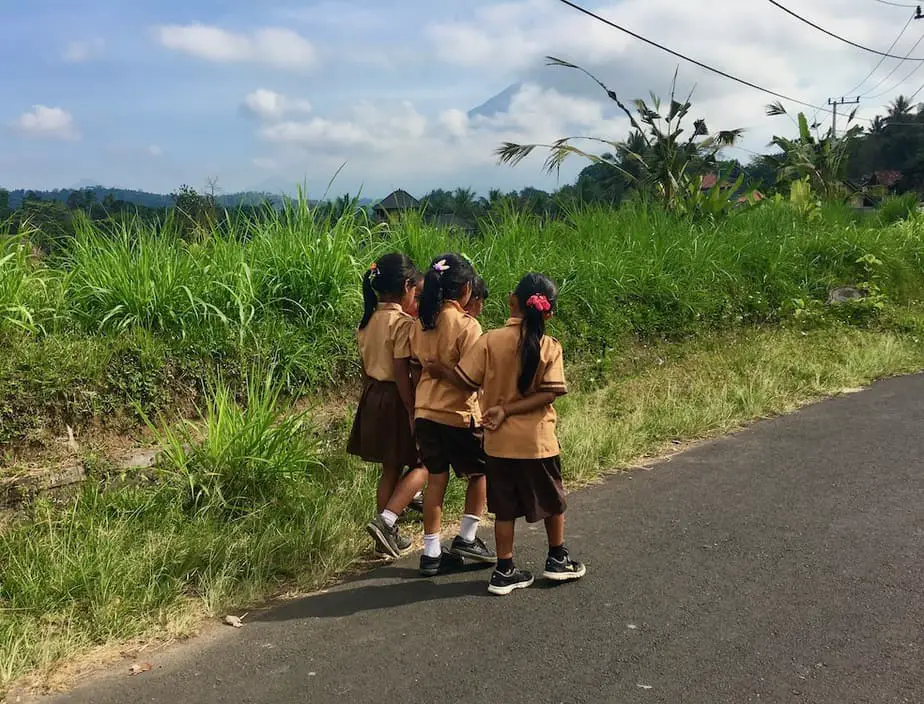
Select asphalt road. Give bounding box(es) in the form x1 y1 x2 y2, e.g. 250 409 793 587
50 375 924 704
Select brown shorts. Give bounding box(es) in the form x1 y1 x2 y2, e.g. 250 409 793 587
486 455 567 523
415 419 486 478
347 379 420 470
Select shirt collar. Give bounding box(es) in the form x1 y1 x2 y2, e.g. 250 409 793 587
505 317 523 327
377 302 403 312
442 300 465 314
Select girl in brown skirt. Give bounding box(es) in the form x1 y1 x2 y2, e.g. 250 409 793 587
453 272 585 595
347 253 428 558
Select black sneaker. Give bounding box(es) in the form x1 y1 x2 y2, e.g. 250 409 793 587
542 552 587 582
408 491 424 514
366 515 404 558
488 567 534 596
419 549 464 577
449 535 497 563
394 525 412 552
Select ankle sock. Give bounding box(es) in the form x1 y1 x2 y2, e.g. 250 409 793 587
459 514 480 543
497 557 515 574
548 544 567 561
380 510 398 528
423 533 442 558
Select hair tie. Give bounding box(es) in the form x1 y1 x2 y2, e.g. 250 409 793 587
526 294 551 313
368 262 380 278
432 259 450 273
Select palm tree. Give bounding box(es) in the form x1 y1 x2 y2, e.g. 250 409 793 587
496 58 742 210
450 187 477 219
888 95 913 123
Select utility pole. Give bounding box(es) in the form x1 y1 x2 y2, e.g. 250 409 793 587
828 97 860 135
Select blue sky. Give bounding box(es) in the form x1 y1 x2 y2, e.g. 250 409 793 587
1 0 916 198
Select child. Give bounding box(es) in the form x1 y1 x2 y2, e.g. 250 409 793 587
402 270 426 514
454 272 585 595
412 253 497 576
464 275 489 318
347 253 428 558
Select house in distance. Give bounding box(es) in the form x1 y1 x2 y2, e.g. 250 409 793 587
373 189 419 222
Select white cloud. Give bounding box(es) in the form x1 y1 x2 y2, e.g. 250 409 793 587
253 83 618 191
242 89 312 120
155 24 317 69
419 0 920 157
63 38 105 63
148 145 164 157
252 157 279 170
15 106 79 140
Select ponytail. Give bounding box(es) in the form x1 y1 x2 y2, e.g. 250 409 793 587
518 307 545 394
419 253 476 331
357 253 419 330
358 269 378 329
513 272 559 394
419 269 445 330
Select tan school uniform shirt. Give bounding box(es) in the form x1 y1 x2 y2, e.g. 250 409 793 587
411 301 483 428
455 318 567 459
357 302 415 381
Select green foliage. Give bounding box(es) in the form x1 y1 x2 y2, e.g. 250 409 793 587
766 103 862 202
3 199 924 442
878 193 919 225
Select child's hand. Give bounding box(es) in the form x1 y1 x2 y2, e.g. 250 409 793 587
483 405 507 431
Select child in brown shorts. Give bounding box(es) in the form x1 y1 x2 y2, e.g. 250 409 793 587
347 253 428 558
454 272 585 595
411 253 497 576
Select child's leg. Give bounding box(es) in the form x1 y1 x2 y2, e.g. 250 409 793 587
377 462 402 514
423 470 450 536
463 474 487 517
384 466 427 516
494 519 515 560
544 513 565 549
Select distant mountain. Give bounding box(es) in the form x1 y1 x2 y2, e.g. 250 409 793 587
468 83 522 119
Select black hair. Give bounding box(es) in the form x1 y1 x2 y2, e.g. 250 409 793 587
359 252 418 329
419 253 476 330
471 276 489 301
514 272 558 394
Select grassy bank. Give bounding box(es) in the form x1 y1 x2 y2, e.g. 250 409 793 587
3 200 924 442
3 323 924 693
3 199 924 693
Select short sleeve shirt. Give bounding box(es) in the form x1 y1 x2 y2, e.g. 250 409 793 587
411 301 483 428
455 318 567 459
356 303 415 382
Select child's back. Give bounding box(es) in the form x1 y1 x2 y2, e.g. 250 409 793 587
412 301 482 429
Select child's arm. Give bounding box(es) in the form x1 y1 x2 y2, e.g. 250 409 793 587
483 391 561 431
393 357 416 434
421 359 470 390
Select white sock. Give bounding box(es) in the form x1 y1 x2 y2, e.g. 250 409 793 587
380 509 398 528
423 533 442 558
459 514 480 543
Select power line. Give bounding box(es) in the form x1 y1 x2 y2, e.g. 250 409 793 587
552 0 924 130
552 0 832 115
842 11 915 95
873 0 919 7
863 32 924 97
766 0 924 60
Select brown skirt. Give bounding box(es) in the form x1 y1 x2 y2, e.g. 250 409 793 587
486 455 567 523
347 379 419 470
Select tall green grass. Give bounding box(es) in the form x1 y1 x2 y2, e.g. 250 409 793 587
4 198 924 440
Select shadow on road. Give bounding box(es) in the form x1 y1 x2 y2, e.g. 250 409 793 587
255 563 494 622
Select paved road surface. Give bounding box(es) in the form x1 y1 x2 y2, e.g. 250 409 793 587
50 376 924 703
